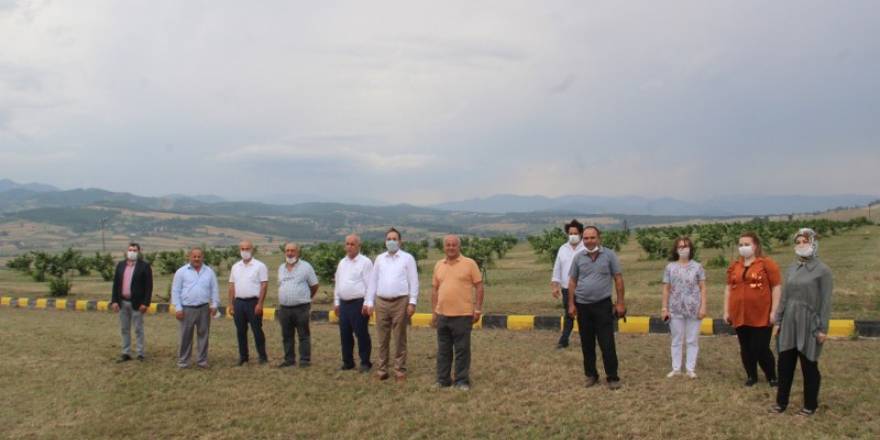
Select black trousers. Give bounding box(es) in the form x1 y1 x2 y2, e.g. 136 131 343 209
558 289 575 346
777 349 821 410
735 326 776 381
233 298 267 362
575 298 619 381
339 298 371 368
278 303 311 363
436 315 473 386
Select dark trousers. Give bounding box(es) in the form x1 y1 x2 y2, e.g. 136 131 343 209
436 315 473 386
558 289 575 346
339 298 371 368
278 303 311 363
233 298 267 362
777 349 821 410
735 326 776 381
575 298 619 381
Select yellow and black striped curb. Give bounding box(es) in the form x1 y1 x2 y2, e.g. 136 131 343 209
1 296 875 337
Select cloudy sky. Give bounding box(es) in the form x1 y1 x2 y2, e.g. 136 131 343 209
1 0 878 205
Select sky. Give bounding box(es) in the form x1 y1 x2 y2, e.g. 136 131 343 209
1 0 878 205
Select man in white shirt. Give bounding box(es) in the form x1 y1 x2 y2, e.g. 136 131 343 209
551 219 585 349
277 242 319 368
334 234 373 373
364 227 419 382
227 240 269 366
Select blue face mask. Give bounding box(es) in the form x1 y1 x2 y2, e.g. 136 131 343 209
386 240 400 253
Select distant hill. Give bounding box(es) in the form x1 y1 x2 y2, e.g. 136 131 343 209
430 193 879 216
0 178 59 193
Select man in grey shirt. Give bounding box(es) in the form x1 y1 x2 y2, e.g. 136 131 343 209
567 226 626 389
276 242 319 368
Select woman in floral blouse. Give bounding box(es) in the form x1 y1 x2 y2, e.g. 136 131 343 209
661 237 707 378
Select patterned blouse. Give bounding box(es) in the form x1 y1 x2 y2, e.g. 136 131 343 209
663 260 706 319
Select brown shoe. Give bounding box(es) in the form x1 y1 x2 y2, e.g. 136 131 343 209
374 372 390 381
607 380 622 390
584 376 599 388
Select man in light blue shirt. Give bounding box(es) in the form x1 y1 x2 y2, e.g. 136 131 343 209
171 247 220 369
276 242 319 368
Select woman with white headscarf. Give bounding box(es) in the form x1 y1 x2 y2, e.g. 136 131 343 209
769 228 833 417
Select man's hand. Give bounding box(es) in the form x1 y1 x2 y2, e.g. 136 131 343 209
227 305 234 317
333 305 340 317
209 307 217 317
614 302 626 319
567 303 577 319
138 305 147 313
362 305 373 317
431 313 438 328
175 310 184 321
406 304 416 318
255 303 263 316
816 332 827 344
551 285 561 299
472 310 482 324
111 303 120 313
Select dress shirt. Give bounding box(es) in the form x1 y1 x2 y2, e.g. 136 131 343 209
171 264 220 310
552 242 586 284
121 261 135 299
277 260 319 306
366 250 419 306
229 258 269 298
334 254 373 306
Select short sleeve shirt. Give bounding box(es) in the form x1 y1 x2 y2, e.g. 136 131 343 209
726 257 782 328
278 261 319 306
432 256 482 316
663 261 706 319
229 259 269 299
569 247 622 304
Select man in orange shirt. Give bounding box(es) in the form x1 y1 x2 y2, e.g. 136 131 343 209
431 235 484 390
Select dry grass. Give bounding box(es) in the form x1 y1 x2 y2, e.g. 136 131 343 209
0 307 878 439
1 225 878 319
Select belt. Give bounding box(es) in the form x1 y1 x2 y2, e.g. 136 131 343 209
280 303 310 309
183 303 208 308
235 297 259 301
377 295 408 302
340 297 365 304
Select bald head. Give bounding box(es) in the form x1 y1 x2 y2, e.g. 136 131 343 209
239 239 254 261
344 234 361 258
443 234 461 259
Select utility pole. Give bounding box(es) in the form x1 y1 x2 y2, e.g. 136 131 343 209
98 217 109 252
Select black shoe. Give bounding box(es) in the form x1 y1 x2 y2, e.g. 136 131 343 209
277 361 295 368
136 355 144 361
607 379 622 390
584 376 599 388
358 364 372 373
768 379 778 387
237 359 248 367
744 378 757 387
768 404 786 414
258 358 268 365
116 354 132 363
555 343 568 350
299 362 311 368
339 365 355 371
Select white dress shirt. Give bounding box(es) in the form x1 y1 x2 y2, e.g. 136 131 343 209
229 258 269 298
366 250 419 306
551 242 586 285
334 254 373 306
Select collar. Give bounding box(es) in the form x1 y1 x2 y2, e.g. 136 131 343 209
443 255 462 264
797 258 819 271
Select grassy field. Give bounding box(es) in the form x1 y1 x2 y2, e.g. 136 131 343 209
0 225 878 319
0 307 878 439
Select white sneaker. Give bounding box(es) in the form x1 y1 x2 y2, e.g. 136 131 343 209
686 370 697 379
666 370 681 378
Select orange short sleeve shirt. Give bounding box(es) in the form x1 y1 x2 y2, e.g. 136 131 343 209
726 257 781 328
432 256 482 317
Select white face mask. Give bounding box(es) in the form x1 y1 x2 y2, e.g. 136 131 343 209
386 240 400 253
126 251 138 261
286 256 298 265
585 245 599 254
240 251 252 261
795 244 813 258
738 245 754 258
568 234 581 245
678 248 690 260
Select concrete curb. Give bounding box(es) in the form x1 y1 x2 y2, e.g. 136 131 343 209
1 296 875 337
